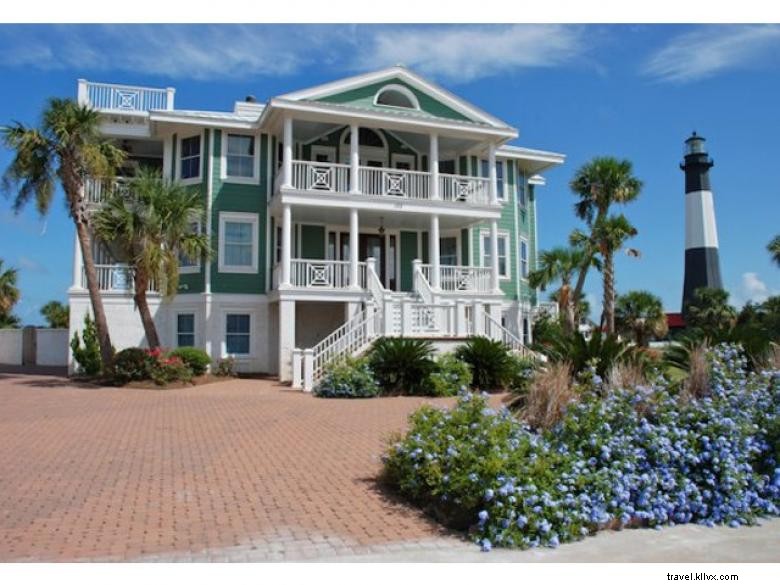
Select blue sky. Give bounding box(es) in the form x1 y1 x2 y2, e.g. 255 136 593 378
0 24 778 325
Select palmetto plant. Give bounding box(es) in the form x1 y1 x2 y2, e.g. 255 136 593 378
455 336 514 391
0 259 20 317
2 99 125 366
683 287 737 338
569 157 643 332
768 234 780 268
368 337 435 395
92 168 210 349
40 300 70 328
615 290 668 347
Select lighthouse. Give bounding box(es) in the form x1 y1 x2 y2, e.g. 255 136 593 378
681 132 723 311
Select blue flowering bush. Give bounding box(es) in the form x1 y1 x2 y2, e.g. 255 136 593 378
383 344 780 551
428 353 472 397
314 356 380 398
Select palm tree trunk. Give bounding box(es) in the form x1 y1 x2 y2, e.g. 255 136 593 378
559 282 575 335
602 251 615 334
76 219 114 368
571 260 591 327
133 271 161 349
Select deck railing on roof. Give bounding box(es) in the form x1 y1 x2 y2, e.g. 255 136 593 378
78 80 175 113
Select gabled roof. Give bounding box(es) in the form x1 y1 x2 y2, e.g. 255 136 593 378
277 65 514 131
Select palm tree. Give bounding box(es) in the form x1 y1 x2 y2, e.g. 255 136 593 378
615 290 668 347
591 214 639 334
92 168 209 348
40 300 70 328
684 287 737 337
529 246 599 333
769 234 780 267
569 157 642 329
2 99 124 366
0 259 20 317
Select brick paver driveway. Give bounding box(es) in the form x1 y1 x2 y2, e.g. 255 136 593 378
0 371 460 561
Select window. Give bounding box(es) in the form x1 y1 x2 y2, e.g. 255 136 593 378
176 314 195 347
225 134 255 179
520 239 529 279
225 314 250 355
180 135 201 181
218 213 258 273
481 232 510 278
440 237 458 266
517 176 527 208
496 161 505 200
374 85 420 110
179 221 201 273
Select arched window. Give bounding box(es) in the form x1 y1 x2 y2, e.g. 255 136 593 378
373 84 420 110
342 128 385 148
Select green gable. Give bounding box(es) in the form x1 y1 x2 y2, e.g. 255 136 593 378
314 78 473 123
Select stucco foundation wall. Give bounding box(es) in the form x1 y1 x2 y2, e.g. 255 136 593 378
0 330 23 365
295 302 347 350
36 329 69 366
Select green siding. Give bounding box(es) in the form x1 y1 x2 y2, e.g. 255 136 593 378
316 77 471 122
399 231 418 292
177 130 207 295
303 126 419 167
300 225 325 259
210 130 269 294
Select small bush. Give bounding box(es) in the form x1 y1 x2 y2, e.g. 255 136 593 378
70 313 102 376
428 353 472 397
507 354 538 397
168 347 211 376
455 337 513 391
315 356 380 398
148 353 192 386
215 357 236 377
369 337 435 395
111 347 152 385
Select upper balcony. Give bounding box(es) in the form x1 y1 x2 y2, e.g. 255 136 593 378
78 80 175 114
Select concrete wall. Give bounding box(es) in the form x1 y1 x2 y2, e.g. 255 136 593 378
295 301 347 350
36 329 69 366
0 330 23 365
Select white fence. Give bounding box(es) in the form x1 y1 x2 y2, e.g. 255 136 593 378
79 80 174 112
0 328 69 367
0 330 23 365
419 263 493 293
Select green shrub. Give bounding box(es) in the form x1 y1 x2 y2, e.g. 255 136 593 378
369 337 435 395
70 313 102 376
111 347 152 385
215 357 236 377
168 347 211 376
507 354 538 397
149 354 192 386
428 353 472 397
315 356 380 398
455 337 514 391
536 329 643 380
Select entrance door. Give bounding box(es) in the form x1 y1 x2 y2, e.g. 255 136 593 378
360 234 386 285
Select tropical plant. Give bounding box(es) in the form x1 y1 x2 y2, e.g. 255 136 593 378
529 246 599 333
769 234 780 267
369 337 435 395
549 288 591 327
168 347 211 376
40 300 69 328
2 98 125 366
0 259 20 328
70 313 103 376
683 287 737 337
568 157 643 330
615 290 668 347
455 336 514 391
315 356 380 398
91 168 210 348
428 353 472 397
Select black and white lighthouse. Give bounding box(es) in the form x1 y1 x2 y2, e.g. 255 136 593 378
681 132 723 310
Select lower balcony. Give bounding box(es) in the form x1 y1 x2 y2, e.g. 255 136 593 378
81 264 158 293
418 264 494 294
272 259 367 291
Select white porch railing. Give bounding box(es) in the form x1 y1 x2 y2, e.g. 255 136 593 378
274 259 366 289
483 311 533 358
419 263 493 293
291 161 350 193
359 166 431 200
79 80 174 112
439 173 490 205
82 265 157 293
84 177 131 206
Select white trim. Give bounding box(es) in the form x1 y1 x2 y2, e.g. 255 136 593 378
204 130 214 294
218 212 259 274
479 229 511 280
173 310 197 348
222 310 254 358
373 83 421 111
265 134 273 293
176 131 203 186
220 132 261 185
519 236 530 281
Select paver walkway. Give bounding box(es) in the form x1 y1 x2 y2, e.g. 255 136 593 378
1 370 778 562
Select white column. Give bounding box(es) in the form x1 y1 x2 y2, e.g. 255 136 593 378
472 301 484 336
430 133 439 200
282 116 293 188
72 232 84 289
349 124 360 194
77 79 88 105
488 143 498 205
292 349 302 388
278 299 296 382
302 348 314 392
429 214 441 290
166 87 176 110
281 204 292 287
490 219 500 292
349 208 360 288
455 300 467 336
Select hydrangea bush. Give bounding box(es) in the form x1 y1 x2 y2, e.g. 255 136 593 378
383 344 780 551
315 357 380 398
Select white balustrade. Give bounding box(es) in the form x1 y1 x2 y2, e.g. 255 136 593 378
83 177 131 206
82 265 157 293
418 264 494 293
483 311 534 358
358 167 431 200
287 259 365 289
439 173 491 205
291 161 350 193
81 81 172 112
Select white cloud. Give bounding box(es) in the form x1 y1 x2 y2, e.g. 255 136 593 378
734 271 779 307
0 24 591 83
352 24 590 83
643 25 780 83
